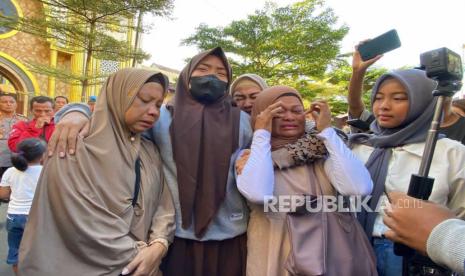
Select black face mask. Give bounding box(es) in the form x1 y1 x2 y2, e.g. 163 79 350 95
189 75 228 104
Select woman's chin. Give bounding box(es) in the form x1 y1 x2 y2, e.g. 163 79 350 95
377 121 401 129
129 126 146 134
275 129 304 138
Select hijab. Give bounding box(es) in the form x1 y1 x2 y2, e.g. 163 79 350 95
169 47 241 238
350 69 438 239
251 85 304 150
230 73 268 96
19 68 171 275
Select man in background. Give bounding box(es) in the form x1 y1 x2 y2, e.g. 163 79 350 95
87 96 97 113
8 96 55 152
0 93 26 178
54 96 68 113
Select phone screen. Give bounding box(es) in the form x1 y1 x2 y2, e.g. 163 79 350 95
358 29 401 61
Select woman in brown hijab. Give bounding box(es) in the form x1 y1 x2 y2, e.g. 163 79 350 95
158 47 251 276
236 85 377 275
39 47 253 276
18 68 175 276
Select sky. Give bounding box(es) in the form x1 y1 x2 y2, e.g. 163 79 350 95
141 0 465 72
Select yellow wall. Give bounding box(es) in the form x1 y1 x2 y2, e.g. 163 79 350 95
0 0 136 103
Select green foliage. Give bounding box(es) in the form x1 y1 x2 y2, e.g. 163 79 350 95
183 0 348 87
324 60 388 113
182 0 398 115
0 0 173 100
182 0 389 114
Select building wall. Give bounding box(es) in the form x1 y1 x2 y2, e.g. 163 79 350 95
56 51 72 97
0 0 50 95
0 0 74 99
0 0 136 103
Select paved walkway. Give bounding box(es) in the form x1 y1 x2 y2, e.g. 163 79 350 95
0 202 14 276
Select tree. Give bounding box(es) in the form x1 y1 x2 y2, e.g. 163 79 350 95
324 57 389 114
182 0 348 99
0 0 173 101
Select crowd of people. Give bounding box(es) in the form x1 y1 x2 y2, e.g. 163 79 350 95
0 43 464 276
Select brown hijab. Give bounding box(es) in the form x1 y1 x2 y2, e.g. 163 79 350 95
169 47 241 238
19 69 174 275
251 85 304 151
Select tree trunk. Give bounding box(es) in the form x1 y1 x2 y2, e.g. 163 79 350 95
132 11 143 67
81 18 96 102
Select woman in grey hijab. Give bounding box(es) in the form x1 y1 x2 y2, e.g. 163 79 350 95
349 69 465 276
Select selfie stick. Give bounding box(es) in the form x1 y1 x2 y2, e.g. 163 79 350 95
393 81 459 257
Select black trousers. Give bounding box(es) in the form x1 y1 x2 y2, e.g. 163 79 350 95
161 234 247 276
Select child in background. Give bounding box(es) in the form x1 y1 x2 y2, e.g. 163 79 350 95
0 138 46 275
87 95 97 112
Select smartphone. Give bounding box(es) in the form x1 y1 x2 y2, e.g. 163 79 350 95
346 118 372 132
358 29 401 61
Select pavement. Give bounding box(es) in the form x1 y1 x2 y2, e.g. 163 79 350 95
0 202 14 276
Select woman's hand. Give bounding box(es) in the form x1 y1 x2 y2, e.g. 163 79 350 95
254 101 282 132
309 100 332 132
352 40 383 74
236 150 251 175
48 112 90 158
122 243 166 276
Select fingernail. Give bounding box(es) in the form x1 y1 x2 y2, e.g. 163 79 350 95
121 268 129 275
59 152 65 158
48 151 53 156
69 149 75 155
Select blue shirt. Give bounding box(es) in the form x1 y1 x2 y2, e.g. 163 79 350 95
146 106 252 241
56 103 253 241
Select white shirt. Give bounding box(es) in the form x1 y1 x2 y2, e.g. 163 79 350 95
352 138 465 237
0 165 43 214
237 128 373 204
427 219 465 274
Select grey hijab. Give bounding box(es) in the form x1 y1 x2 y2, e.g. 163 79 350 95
350 69 438 239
